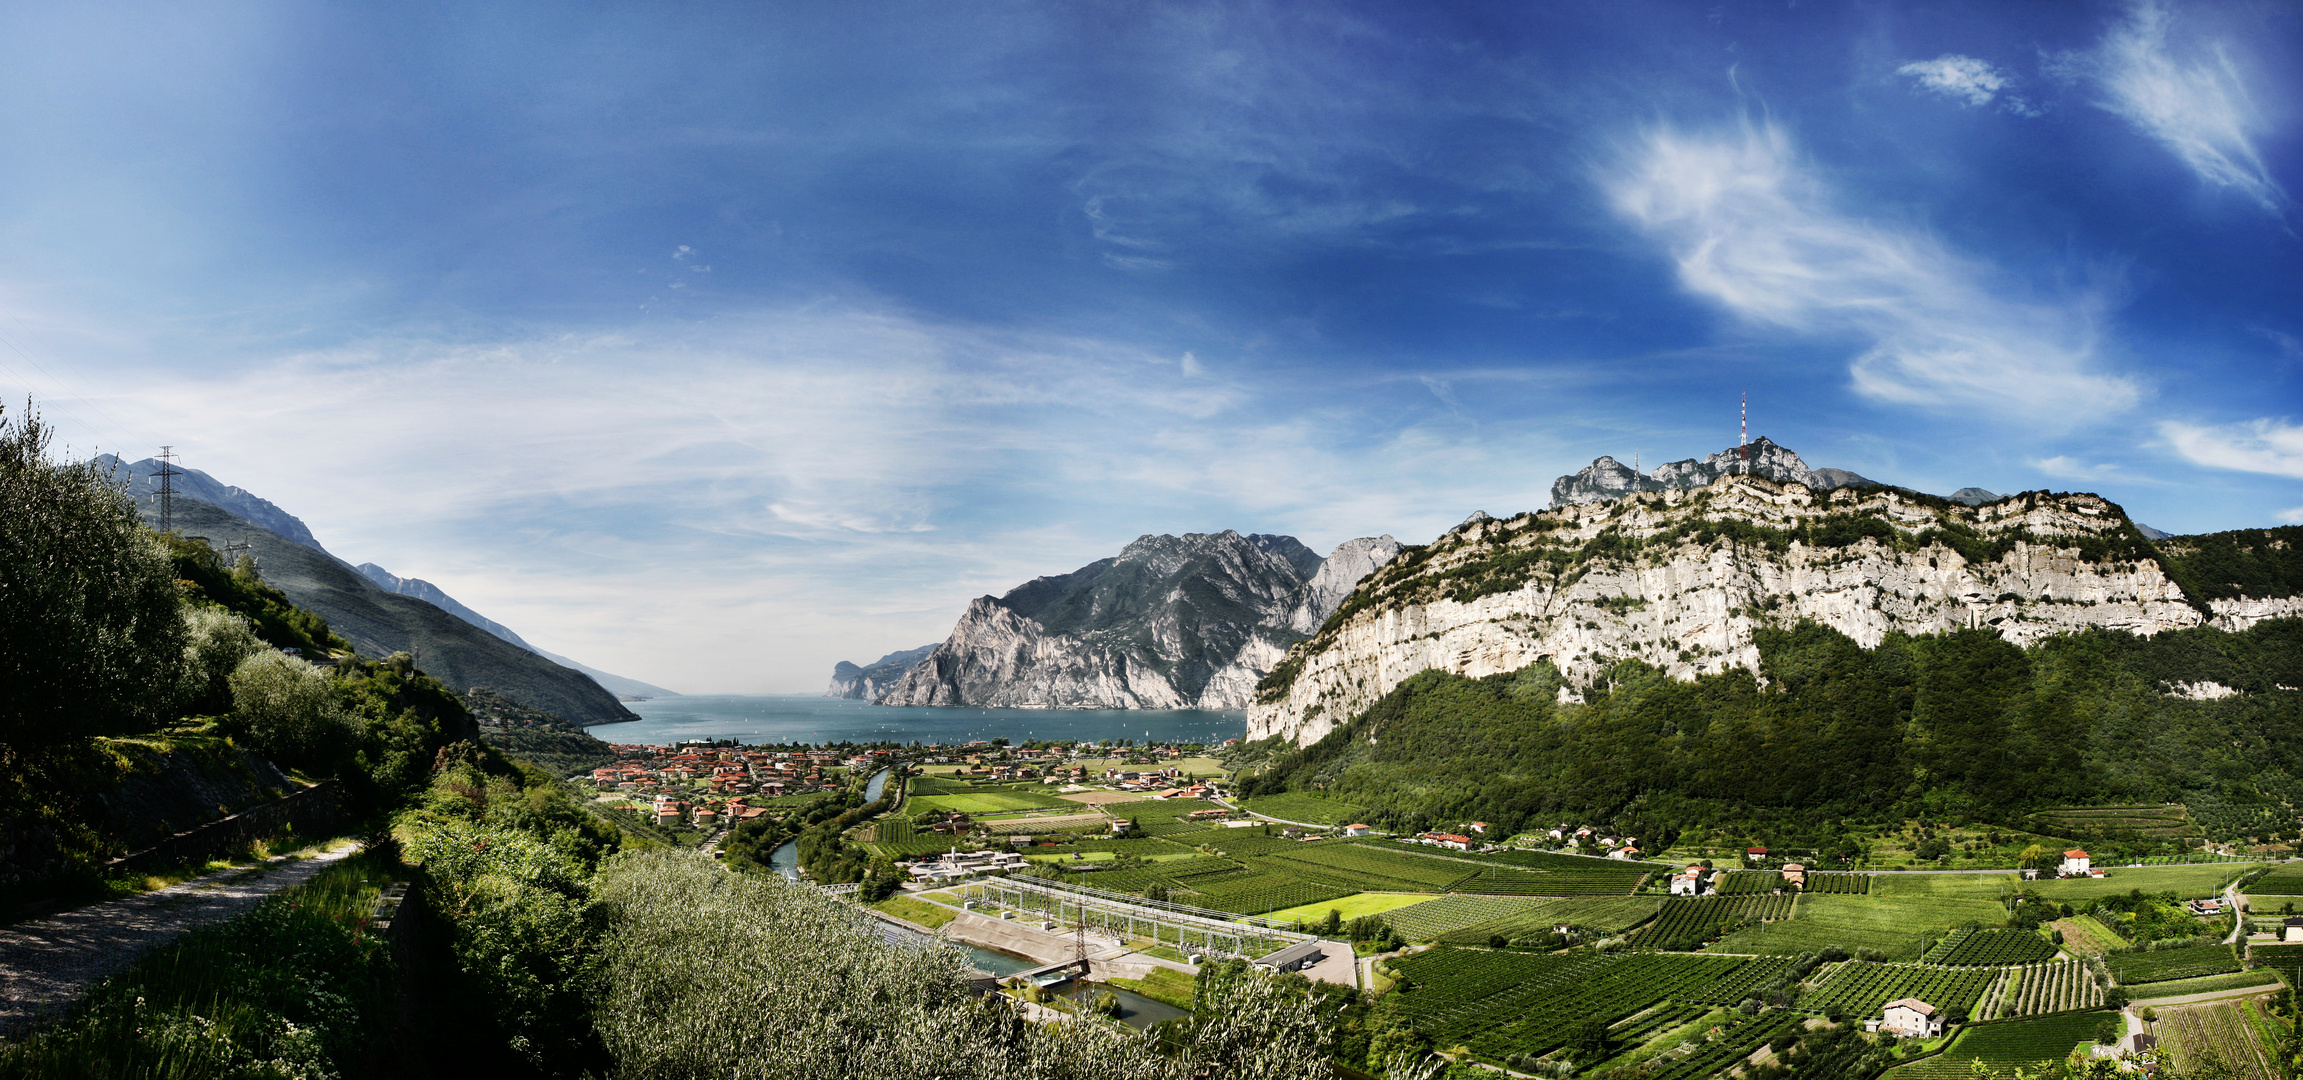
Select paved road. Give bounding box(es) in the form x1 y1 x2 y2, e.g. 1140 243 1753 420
0 841 362 1037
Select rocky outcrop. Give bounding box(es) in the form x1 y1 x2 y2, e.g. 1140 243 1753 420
877 531 1398 710
1549 436 1840 508
1250 474 2207 746
827 645 938 699
1288 536 1403 633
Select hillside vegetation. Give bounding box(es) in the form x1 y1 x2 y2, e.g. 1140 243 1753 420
1237 618 2303 848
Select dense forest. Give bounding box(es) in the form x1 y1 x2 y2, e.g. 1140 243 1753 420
1236 618 2303 850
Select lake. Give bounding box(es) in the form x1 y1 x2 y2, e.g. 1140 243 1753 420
589 694 1246 747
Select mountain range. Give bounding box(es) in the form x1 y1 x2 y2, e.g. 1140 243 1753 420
1250 443 2303 746
851 531 1402 710
102 456 660 724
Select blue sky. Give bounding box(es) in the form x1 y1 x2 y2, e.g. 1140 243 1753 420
1 0 2297 693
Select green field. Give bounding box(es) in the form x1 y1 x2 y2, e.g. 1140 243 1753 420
1927 928 2060 966
2126 970 2283 999
1260 891 1440 924
1235 793 1369 826
873 894 958 930
1712 893 2008 962
2108 944 2242 983
908 791 1081 814
1801 961 1999 1017
2028 864 2238 900
1871 873 2019 900
1889 1012 2115 1080
1386 948 1789 1066
1381 894 1664 942
2243 863 2303 895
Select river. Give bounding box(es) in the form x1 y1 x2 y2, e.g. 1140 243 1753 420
768 766 890 881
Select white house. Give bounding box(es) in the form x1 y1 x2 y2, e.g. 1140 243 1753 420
2284 916 2303 943
1879 998 1944 1038
2060 849 2091 876
1670 866 1704 896
1746 847 1769 864
1343 823 1373 837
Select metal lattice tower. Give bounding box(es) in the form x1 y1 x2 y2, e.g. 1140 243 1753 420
1739 393 1749 475
155 446 182 532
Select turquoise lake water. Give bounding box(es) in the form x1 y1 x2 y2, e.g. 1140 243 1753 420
591 694 1246 747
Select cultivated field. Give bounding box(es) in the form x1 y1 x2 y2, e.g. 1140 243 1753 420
2131 970 2284 1000
2242 863 2303 895
1711 894 2009 962
1925 928 2060 967
1260 891 1438 924
2108 945 2241 984
1637 895 1793 950
2160 999 2280 1080
1800 961 1999 1017
2049 915 2127 954
1233 793 1368 825
1988 960 2107 1018
1887 1011 2113 1080
2029 864 2237 901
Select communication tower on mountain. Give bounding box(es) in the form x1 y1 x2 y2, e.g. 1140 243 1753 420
1739 393 1749 475
155 446 182 532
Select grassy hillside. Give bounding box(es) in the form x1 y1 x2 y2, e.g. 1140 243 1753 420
1235 618 2303 849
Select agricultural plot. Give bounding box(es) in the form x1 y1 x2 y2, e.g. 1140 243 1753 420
2050 915 2128 955
2243 863 2303 895
1380 895 1555 940
908 791 1077 814
2028 804 2197 838
1194 831 1302 857
2030 864 2236 901
1644 1012 1805 1080
1889 1011 2114 1080
1713 894 2007 962
1259 892 1440 925
1386 948 1777 1065
2247 943 2303 981
2109 945 2241 984
1804 873 1872 894
2186 799 2297 844
1436 896 1669 943
2161 1000 2280 1080
2129 970 2283 999
1927 928 2061 966
977 813 1110 835
1637 894 1792 950
1233 793 1368 826
1990 961 2107 1017
1800 961 1998 1018
1711 871 1783 895
1872 874 2016 900
1452 864 1645 896
1179 869 1358 915
1260 844 1477 892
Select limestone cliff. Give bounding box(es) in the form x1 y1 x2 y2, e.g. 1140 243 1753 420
1251 474 2209 746
826 645 938 699
1549 436 1842 508
877 531 1397 709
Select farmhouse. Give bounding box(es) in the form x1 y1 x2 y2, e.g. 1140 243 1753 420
1343 823 1373 837
2284 916 2303 943
1876 998 1944 1038
1670 866 1704 896
1746 847 1768 864
1423 832 1472 851
1781 863 1805 889
2060 849 2091 876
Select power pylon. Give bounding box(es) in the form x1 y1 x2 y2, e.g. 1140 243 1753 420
155 446 182 532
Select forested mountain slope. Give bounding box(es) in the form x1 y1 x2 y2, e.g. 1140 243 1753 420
156 500 638 727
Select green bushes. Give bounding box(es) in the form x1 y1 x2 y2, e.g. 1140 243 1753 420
0 850 396 1080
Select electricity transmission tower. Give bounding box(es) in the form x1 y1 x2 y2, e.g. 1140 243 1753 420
155 446 182 532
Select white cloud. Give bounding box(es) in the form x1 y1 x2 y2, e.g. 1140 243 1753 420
1606 121 2140 424
2161 417 2303 478
1899 55 2008 107
2077 0 2286 214
2031 455 2122 479
2278 507 2303 525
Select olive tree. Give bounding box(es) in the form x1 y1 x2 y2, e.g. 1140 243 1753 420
227 651 348 768
593 849 1333 1079
0 401 186 746
179 606 266 716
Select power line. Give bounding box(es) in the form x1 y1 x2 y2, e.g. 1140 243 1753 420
156 446 182 533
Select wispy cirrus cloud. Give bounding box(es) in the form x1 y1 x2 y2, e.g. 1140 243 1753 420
1899 55 2007 107
2031 455 2124 480
2161 417 2303 479
2067 0 2287 215
1605 121 2140 424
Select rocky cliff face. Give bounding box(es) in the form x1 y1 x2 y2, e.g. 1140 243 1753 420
1549 436 1834 508
876 531 1397 709
827 645 938 699
1250 473 2208 746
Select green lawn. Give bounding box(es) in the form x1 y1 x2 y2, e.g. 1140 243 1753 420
1107 967 1198 1009
874 894 958 930
1260 892 1441 925
1234 793 1369 826
1871 873 2018 899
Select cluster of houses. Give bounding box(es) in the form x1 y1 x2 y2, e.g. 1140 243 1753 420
585 743 880 829
1670 861 1808 896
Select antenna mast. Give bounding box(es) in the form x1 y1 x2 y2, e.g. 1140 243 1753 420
155 446 182 532
1739 393 1748 476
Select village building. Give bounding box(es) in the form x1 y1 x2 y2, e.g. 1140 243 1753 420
1423 832 1472 851
2284 916 2303 943
1670 866 1704 896
1746 846 1768 864
1876 998 1944 1038
1781 863 1806 889
1343 823 1373 837
2060 849 2091 876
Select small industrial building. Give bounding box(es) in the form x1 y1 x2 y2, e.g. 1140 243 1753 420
1252 940 1329 974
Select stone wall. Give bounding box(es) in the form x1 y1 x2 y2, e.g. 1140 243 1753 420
102 781 339 878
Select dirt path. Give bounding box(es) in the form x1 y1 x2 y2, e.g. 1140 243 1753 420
0 841 362 1037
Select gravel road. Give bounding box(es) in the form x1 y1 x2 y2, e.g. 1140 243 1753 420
0 841 362 1037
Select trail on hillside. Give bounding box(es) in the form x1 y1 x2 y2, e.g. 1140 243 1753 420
0 842 362 1037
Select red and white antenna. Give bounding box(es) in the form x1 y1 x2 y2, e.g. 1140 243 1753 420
1739 393 1748 475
